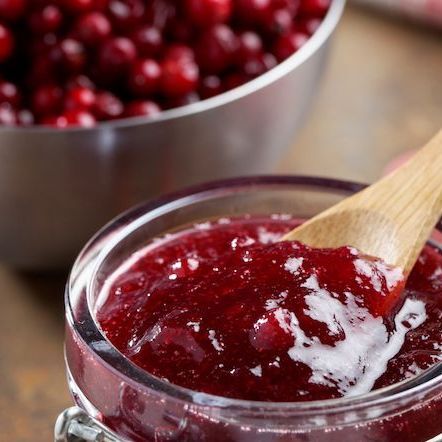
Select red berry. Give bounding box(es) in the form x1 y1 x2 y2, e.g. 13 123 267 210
273 0 300 14
41 114 68 128
165 19 194 43
196 24 238 74
161 57 199 97
299 0 330 17
63 0 94 14
223 72 249 91
274 31 308 61
64 86 96 110
27 57 58 87
235 0 271 23
29 5 63 34
242 52 276 76
262 8 292 34
0 81 20 107
0 0 26 22
297 17 322 35
32 84 64 116
130 25 163 57
64 109 96 127
199 75 222 99
164 44 195 63
74 12 111 46
167 92 200 109
29 33 59 56
108 0 145 31
49 38 86 73
17 109 34 125
185 0 232 27
0 24 13 62
66 74 95 90
236 31 263 62
128 59 161 96
98 37 137 77
93 91 123 120
124 100 161 118
0 103 16 125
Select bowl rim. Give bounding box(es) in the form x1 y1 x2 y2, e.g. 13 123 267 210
1 0 345 135
66 174 442 416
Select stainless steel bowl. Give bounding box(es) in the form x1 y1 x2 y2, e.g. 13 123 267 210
0 0 344 269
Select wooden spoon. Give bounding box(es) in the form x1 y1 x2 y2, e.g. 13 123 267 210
282 129 442 275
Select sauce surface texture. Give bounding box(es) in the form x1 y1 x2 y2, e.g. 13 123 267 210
96 216 442 401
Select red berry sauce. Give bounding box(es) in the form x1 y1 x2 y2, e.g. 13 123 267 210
0 0 330 127
96 216 441 402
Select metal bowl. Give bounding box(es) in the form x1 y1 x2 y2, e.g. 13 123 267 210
0 0 344 269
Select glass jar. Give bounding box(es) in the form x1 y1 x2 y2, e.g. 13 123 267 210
58 176 442 442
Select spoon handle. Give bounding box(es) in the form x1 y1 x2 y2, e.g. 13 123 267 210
374 129 442 272
283 129 442 274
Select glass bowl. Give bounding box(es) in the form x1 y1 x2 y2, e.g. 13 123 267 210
60 176 442 442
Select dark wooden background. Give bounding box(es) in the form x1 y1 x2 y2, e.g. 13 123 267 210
1 5 441 441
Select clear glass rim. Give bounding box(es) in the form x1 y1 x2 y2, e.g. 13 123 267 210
66 175 442 415
0 0 345 134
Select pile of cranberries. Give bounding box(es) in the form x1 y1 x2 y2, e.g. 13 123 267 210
0 0 330 128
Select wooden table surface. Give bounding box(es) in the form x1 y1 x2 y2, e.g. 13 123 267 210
1 5 441 441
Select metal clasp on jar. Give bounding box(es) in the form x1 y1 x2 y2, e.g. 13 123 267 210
55 407 121 442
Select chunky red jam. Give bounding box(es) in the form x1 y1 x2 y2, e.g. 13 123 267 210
96 216 442 402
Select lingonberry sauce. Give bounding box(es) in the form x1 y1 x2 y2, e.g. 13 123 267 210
96 216 441 402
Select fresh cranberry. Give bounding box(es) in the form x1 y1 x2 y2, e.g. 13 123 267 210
74 12 111 46
235 0 271 23
273 0 300 14
130 25 163 57
93 91 123 120
41 114 68 128
236 31 263 62
0 0 329 126
165 18 195 43
29 5 63 34
66 74 95 90
49 38 86 73
161 57 199 97
64 109 96 127
199 75 222 99
196 24 238 74
185 0 232 27
0 0 26 22
107 0 145 31
64 86 96 110
124 100 161 118
223 72 249 91
27 57 58 87
242 52 277 76
128 59 162 96
166 92 200 109
32 84 64 116
0 103 16 125
297 16 321 35
63 0 94 14
17 109 34 125
0 24 13 62
164 44 195 63
0 81 20 107
298 0 330 16
29 33 59 57
262 7 292 34
98 37 137 77
273 31 308 61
